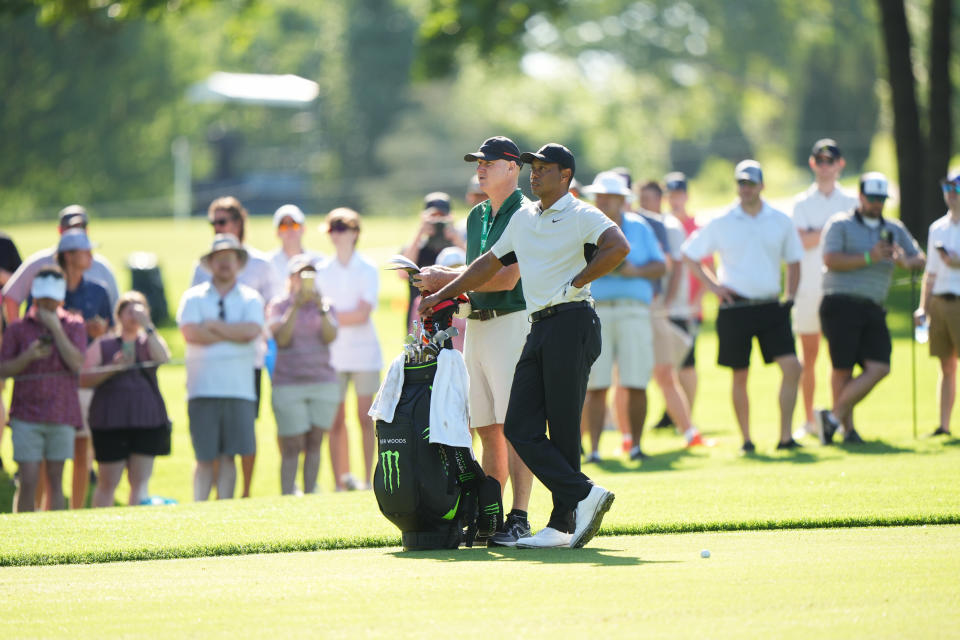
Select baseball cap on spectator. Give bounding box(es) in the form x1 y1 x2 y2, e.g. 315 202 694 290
201 233 248 266
665 172 688 191
464 136 523 165
583 171 632 197
859 172 889 197
58 204 89 230
734 160 764 184
436 246 466 268
287 253 316 275
424 192 451 214
942 170 960 186
324 207 361 233
273 204 305 228
56 229 95 253
30 267 66 302
811 138 842 159
520 143 576 178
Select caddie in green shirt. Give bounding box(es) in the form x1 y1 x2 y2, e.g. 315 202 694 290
413 136 535 547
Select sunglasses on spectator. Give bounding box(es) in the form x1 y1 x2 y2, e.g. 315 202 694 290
328 220 357 233
737 180 758 187
218 298 226 321
814 156 836 166
864 195 887 203
942 182 960 194
278 221 302 231
211 217 234 228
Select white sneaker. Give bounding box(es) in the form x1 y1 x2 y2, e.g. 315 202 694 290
515 527 573 549
792 421 817 441
570 485 615 548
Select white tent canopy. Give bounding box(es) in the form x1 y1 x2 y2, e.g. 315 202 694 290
186 72 319 108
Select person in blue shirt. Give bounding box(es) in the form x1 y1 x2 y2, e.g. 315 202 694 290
581 172 665 462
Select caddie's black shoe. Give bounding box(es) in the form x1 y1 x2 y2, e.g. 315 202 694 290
740 440 756 454
488 513 532 548
819 409 840 445
842 429 864 444
776 439 802 450
931 426 952 437
653 412 673 429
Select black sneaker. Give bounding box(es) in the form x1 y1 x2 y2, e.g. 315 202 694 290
653 412 673 429
842 428 864 444
819 409 840 445
488 513 532 548
740 441 756 454
629 446 648 461
931 426 952 437
776 438 802 450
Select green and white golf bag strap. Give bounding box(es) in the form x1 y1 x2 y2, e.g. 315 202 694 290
448 446 503 546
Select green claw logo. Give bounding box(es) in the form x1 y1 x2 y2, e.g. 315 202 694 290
381 450 400 493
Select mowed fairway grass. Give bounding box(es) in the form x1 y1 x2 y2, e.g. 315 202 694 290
1 213 958 637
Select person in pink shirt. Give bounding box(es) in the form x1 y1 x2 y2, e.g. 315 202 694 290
0 266 86 512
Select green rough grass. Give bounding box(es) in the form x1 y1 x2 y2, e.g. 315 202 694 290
3 526 959 639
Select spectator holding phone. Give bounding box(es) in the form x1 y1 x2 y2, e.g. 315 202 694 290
915 170 960 437
817 173 925 443
80 291 171 507
267 255 339 495
0 266 86 512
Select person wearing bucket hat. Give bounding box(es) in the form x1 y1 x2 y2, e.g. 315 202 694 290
817 172 925 444
414 135 535 547
0 265 87 512
581 171 665 464
56 228 114 509
419 142 630 549
788 139 858 441
3 204 119 322
191 196 281 499
178 233 265 501
915 170 960 437
682 159 804 453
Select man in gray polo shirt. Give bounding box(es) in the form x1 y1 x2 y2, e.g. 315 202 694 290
419 143 629 549
818 172 925 443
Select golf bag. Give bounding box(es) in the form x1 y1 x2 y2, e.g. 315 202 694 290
373 344 502 551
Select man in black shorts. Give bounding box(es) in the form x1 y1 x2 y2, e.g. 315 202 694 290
682 160 804 452
818 173 925 443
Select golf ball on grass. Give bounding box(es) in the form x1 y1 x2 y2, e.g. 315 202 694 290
700 549 710 558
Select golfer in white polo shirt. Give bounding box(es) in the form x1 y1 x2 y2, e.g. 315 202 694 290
682 160 804 453
789 139 857 439
419 143 630 549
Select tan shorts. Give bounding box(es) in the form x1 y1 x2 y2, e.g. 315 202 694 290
11 419 76 462
464 310 529 428
272 382 340 437
337 370 380 400
793 288 823 335
929 295 960 358
588 300 653 390
76 388 93 438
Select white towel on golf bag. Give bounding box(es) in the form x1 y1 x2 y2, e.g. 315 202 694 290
428 348 471 448
367 353 406 423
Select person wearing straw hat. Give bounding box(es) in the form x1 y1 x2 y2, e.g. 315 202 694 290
682 160 804 453
177 234 264 501
915 170 960 438
817 172 925 444
581 171 664 463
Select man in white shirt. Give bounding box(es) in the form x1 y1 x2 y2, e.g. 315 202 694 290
789 139 858 439
420 143 629 549
178 234 264 501
268 204 322 283
915 170 960 437
683 160 804 453
191 196 282 498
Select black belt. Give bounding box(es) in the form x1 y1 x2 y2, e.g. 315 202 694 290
935 293 959 301
530 300 593 323
467 308 520 321
824 293 884 309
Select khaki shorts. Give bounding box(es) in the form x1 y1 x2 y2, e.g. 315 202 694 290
793 288 823 335
272 382 340 437
588 300 653 390
929 295 960 358
337 370 381 400
464 310 529 427
11 419 76 462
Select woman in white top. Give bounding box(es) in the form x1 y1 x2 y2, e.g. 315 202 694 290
316 208 383 491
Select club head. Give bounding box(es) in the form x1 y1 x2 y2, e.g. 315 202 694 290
404 334 416 345
431 329 450 345
445 327 459 338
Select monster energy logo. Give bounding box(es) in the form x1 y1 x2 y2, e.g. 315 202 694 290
381 450 400 493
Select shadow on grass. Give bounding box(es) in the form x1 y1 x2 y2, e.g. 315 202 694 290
388 546 674 567
833 439 914 455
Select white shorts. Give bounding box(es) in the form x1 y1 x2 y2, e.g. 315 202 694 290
463 310 529 428
793 288 823 335
588 300 653 390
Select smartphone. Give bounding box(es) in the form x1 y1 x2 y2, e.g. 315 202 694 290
881 229 894 244
122 341 135 360
38 334 53 345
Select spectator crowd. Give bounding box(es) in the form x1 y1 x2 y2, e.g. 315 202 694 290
0 136 957 526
